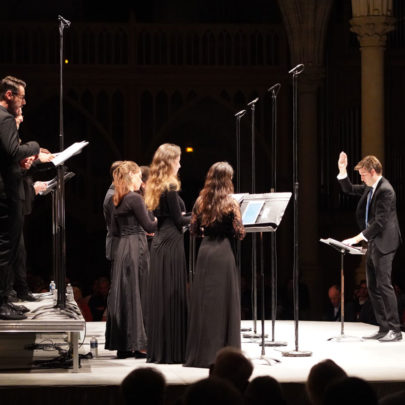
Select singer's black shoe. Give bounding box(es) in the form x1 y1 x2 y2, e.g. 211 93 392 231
134 351 147 359
362 331 388 340
379 330 403 342
0 303 27 320
17 291 37 302
117 350 134 359
8 302 29 313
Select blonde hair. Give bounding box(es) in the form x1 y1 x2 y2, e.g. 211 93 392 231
112 161 140 206
354 155 382 175
145 143 181 210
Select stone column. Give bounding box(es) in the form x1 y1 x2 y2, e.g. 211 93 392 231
350 1 396 164
277 0 334 319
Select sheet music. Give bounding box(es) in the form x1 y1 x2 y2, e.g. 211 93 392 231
320 238 365 255
51 141 89 166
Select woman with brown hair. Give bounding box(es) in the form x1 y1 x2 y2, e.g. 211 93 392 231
145 143 190 364
105 161 157 359
184 161 245 368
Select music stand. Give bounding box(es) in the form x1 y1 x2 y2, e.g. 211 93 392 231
239 192 291 364
31 170 82 319
320 238 365 342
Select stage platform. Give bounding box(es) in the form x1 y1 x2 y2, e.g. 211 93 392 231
0 319 404 404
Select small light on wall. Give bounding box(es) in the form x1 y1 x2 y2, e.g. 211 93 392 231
185 146 194 153
65 59 69 64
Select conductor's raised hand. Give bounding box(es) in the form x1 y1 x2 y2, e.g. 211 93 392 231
338 151 348 175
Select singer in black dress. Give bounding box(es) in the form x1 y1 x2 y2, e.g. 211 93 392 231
105 161 157 358
145 143 190 364
184 162 245 368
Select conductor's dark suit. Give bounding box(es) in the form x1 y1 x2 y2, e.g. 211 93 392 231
0 105 39 303
339 176 402 332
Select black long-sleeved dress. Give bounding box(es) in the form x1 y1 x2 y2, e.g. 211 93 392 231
146 187 190 364
184 205 245 368
105 191 157 352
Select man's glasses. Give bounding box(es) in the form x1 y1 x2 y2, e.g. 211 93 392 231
13 92 26 101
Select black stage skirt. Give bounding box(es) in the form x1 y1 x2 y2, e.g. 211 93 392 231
184 236 241 368
146 219 188 364
105 231 149 352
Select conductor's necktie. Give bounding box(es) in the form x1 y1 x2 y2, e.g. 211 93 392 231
365 188 372 227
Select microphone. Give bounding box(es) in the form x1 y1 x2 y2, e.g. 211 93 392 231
247 97 259 107
235 109 246 118
58 15 71 28
267 83 281 95
288 64 304 75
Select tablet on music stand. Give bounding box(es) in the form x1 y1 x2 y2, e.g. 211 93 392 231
242 200 264 225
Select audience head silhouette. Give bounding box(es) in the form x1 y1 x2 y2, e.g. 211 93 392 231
244 375 286 405
120 367 166 405
183 377 243 405
306 359 347 405
209 346 253 393
322 376 377 405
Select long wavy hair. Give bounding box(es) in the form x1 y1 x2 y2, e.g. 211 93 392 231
112 161 140 206
145 143 181 210
194 161 235 226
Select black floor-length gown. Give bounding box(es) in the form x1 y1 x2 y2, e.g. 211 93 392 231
184 211 245 368
147 187 190 364
105 191 157 352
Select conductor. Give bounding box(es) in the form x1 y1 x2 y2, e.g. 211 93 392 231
337 152 402 342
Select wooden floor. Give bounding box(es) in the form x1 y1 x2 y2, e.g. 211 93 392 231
0 319 405 404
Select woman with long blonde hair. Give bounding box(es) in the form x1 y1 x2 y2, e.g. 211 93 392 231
184 162 245 368
105 161 157 359
145 143 190 364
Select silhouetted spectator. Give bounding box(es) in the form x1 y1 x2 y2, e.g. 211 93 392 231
121 367 166 405
279 278 310 320
323 284 356 322
322 376 377 405
379 389 405 405
87 276 110 321
183 377 243 405
73 285 93 321
353 280 377 325
306 359 347 405
244 376 286 405
209 347 253 394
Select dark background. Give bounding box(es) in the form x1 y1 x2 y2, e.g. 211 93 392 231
1 0 404 319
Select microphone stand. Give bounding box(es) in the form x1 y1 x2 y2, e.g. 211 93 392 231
55 15 71 310
243 98 265 341
234 110 251 333
235 110 246 278
262 83 287 348
282 64 311 357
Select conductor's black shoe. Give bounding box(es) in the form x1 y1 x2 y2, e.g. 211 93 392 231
17 291 37 302
6 290 18 302
0 303 27 320
8 302 29 313
362 331 388 340
117 350 133 359
134 351 147 359
379 330 403 342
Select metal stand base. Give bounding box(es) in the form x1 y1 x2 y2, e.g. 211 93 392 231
328 334 363 342
257 354 281 366
260 340 287 347
243 332 268 339
282 350 312 357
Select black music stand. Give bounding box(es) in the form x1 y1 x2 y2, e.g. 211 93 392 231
31 169 82 320
239 192 291 364
320 238 365 342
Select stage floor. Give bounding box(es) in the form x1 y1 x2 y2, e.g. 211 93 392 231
0 320 404 404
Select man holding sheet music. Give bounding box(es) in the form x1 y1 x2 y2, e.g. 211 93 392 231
337 152 402 342
0 76 52 319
